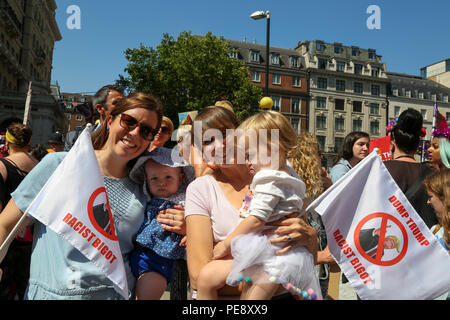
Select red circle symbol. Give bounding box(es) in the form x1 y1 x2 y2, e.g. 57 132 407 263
354 212 408 267
87 187 117 241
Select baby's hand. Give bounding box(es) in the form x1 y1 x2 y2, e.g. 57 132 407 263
212 241 230 260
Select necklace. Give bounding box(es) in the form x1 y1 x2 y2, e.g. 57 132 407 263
394 155 415 160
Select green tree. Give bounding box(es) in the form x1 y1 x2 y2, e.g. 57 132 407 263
117 31 262 124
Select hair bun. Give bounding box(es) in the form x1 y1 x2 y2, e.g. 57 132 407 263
396 109 423 134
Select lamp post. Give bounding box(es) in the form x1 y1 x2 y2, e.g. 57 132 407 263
251 10 271 108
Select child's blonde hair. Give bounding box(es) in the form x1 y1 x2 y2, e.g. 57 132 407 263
238 110 298 160
424 168 450 248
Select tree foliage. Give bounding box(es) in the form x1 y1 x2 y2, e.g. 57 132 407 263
117 31 262 124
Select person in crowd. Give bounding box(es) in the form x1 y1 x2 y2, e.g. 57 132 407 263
30 145 48 162
287 132 334 299
0 123 39 300
128 147 194 300
184 106 319 300
196 111 321 300
0 93 185 299
65 85 125 151
148 116 174 152
424 168 450 299
92 85 125 128
46 132 64 153
329 131 370 183
427 126 450 170
424 169 450 252
215 100 234 113
384 108 438 229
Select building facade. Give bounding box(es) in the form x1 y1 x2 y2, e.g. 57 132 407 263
387 72 450 140
226 39 309 134
0 0 63 145
420 59 450 88
295 40 390 167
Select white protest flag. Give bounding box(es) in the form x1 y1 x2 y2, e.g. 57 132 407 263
307 150 450 300
24 126 129 299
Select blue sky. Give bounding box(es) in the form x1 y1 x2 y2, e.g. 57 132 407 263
52 0 450 94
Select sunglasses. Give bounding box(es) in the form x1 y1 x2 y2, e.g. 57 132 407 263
119 113 157 141
159 126 171 135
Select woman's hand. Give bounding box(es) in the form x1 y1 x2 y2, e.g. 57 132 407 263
263 213 318 262
156 204 186 235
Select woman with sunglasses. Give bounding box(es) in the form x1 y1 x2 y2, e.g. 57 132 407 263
0 92 185 300
148 116 174 152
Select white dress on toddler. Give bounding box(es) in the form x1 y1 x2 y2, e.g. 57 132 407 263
226 169 322 298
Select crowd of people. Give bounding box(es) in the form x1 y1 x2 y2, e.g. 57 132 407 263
0 84 448 300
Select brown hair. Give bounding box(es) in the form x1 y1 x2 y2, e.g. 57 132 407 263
91 92 163 150
424 168 450 248
6 123 32 147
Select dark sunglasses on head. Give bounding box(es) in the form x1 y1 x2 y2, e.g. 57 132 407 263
119 113 157 141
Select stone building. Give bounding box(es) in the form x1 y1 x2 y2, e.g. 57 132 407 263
0 0 63 145
387 72 450 140
295 40 390 167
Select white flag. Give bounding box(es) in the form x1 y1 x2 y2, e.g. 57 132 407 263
25 127 129 299
307 151 450 300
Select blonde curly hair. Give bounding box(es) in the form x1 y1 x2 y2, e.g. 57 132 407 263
287 133 323 200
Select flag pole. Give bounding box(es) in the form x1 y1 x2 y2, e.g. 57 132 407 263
23 81 32 125
431 98 437 140
0 213 29 264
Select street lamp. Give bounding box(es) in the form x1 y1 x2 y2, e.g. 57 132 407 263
251 10 271 101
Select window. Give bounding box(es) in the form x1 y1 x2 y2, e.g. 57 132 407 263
353 119 362 131
393 88 398 96
250 51 260 62
354 82 363 94
354 64 363 75
335 99 345 110
353 101 362 113
334 46 342 54
272 73 281 85
316 115 327 130
419 92 424 99
66 114 71 120
317 77 327 89
251 71 260 82
228 50 238 59
368 51 376 59
290 56 300 68
291 118 299 133
370 121 379 135
79 96 85 102
292 76 301 87
369 103 379 115
291 98 300 113
271 54 280 65
336 80 346 91
444 95 449 103
317 136 326 151
335 137 344 152
394 106 401 117
405 90 411 98
337 61 345 72
421 109 427 120
371 84 380 96
316 43 325 51
318 58 327 69
271 96 281 111
317 97 326 109
371 67 379 77
76 114 83 121
351 47 359 56
335 118 345 131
